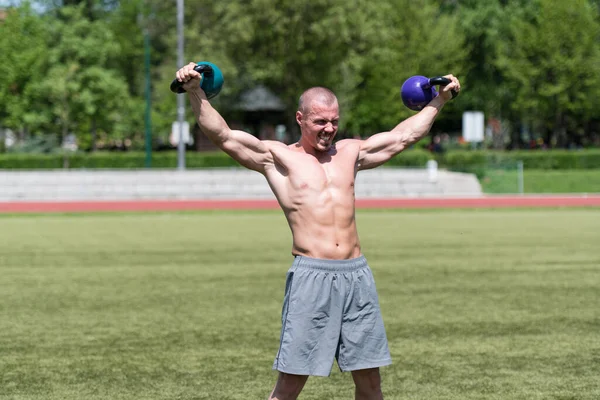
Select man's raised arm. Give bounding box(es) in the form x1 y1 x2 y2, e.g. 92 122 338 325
176 62 273 173
357 74 460 170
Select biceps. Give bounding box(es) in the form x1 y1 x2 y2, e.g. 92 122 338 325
221 130 273 172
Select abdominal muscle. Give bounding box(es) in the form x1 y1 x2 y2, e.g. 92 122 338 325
264 139 363 260
281 186 361 260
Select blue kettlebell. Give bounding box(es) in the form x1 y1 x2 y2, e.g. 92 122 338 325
170 61 224 99
400 75 457 111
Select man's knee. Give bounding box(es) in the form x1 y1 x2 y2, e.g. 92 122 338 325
352 368 383 397
269 372 308 400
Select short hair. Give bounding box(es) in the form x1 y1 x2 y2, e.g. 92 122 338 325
298 87 338 113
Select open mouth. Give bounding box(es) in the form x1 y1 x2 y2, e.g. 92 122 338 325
318 132 333 143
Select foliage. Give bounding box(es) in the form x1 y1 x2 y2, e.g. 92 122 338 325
494 0 600 147
0 150 241 169
435 149 600 169
0 3 139 151
451 1 507 115
199 0 402 138
3 148 600 170
2 0 600 151
39 5 136 143
0 4 50 133
344 0 469 134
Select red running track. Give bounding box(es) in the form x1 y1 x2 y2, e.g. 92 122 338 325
1 196 599 213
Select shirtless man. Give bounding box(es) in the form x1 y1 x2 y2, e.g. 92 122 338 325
175 63 461 400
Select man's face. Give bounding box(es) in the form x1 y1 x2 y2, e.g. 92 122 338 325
296 101 339 152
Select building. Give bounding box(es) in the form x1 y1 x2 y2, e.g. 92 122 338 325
193 85 290 151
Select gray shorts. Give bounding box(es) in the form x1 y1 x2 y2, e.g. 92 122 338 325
272 255 392 377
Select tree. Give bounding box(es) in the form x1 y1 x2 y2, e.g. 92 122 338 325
37 0 119 19
189 0 375 138
495 0 600 148
176 0 469 139
0 4 50 137
345 0 469 135
36 5 136 149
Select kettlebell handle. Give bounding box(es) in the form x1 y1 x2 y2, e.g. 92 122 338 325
170 64 214 94
428 76 458 99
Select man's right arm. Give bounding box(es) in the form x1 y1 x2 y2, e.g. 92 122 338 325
177 63 273 173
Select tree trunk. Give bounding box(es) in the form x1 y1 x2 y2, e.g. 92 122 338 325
554 109 567 148
508 118 524 150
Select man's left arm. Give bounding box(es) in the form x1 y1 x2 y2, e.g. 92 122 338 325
357 75 460 171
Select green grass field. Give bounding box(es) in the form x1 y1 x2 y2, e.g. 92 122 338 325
1 209 599 399
480 169 600 194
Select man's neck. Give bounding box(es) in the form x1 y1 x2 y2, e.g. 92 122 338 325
296 138 333 158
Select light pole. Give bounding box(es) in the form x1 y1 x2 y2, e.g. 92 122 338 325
144 28 152 168
176 0 186 170
137 6 153 168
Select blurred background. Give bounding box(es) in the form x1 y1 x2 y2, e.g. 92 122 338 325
1 0 599 198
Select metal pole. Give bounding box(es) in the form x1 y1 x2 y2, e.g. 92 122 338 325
144 29 152 168
176 0 185 170
517 160 524 195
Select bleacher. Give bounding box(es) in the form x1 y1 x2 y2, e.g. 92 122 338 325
0 168 481 201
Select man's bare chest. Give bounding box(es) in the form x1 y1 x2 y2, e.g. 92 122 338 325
280 151 357 192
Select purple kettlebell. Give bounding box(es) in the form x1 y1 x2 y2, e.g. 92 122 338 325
400 75 457 111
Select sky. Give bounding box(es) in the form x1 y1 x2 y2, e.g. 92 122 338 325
0 1 48 11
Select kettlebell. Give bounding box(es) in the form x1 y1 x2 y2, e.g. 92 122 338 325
400 75 458 111
170 61 224 99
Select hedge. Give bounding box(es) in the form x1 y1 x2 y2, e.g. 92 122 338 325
437 150 600 169
1 149 600 170
0 151 240 169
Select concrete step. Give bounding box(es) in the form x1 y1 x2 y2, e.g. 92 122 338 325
0 168 482 201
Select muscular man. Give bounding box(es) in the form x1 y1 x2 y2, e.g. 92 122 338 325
175 63 461 400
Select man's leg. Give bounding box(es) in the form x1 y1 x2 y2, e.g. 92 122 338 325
268 372 309 400
351 368 383 400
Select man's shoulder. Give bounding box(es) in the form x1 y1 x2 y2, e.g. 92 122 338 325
261 140 292 151
335 138 362 152
336 138 362 147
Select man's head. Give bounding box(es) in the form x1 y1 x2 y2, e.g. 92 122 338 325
296 87 339 152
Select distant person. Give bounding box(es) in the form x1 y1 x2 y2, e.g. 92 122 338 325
428 134 445 154
175 63 460 400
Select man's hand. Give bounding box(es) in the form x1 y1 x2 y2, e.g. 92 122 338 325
438 74 461 102
175 62 205 93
